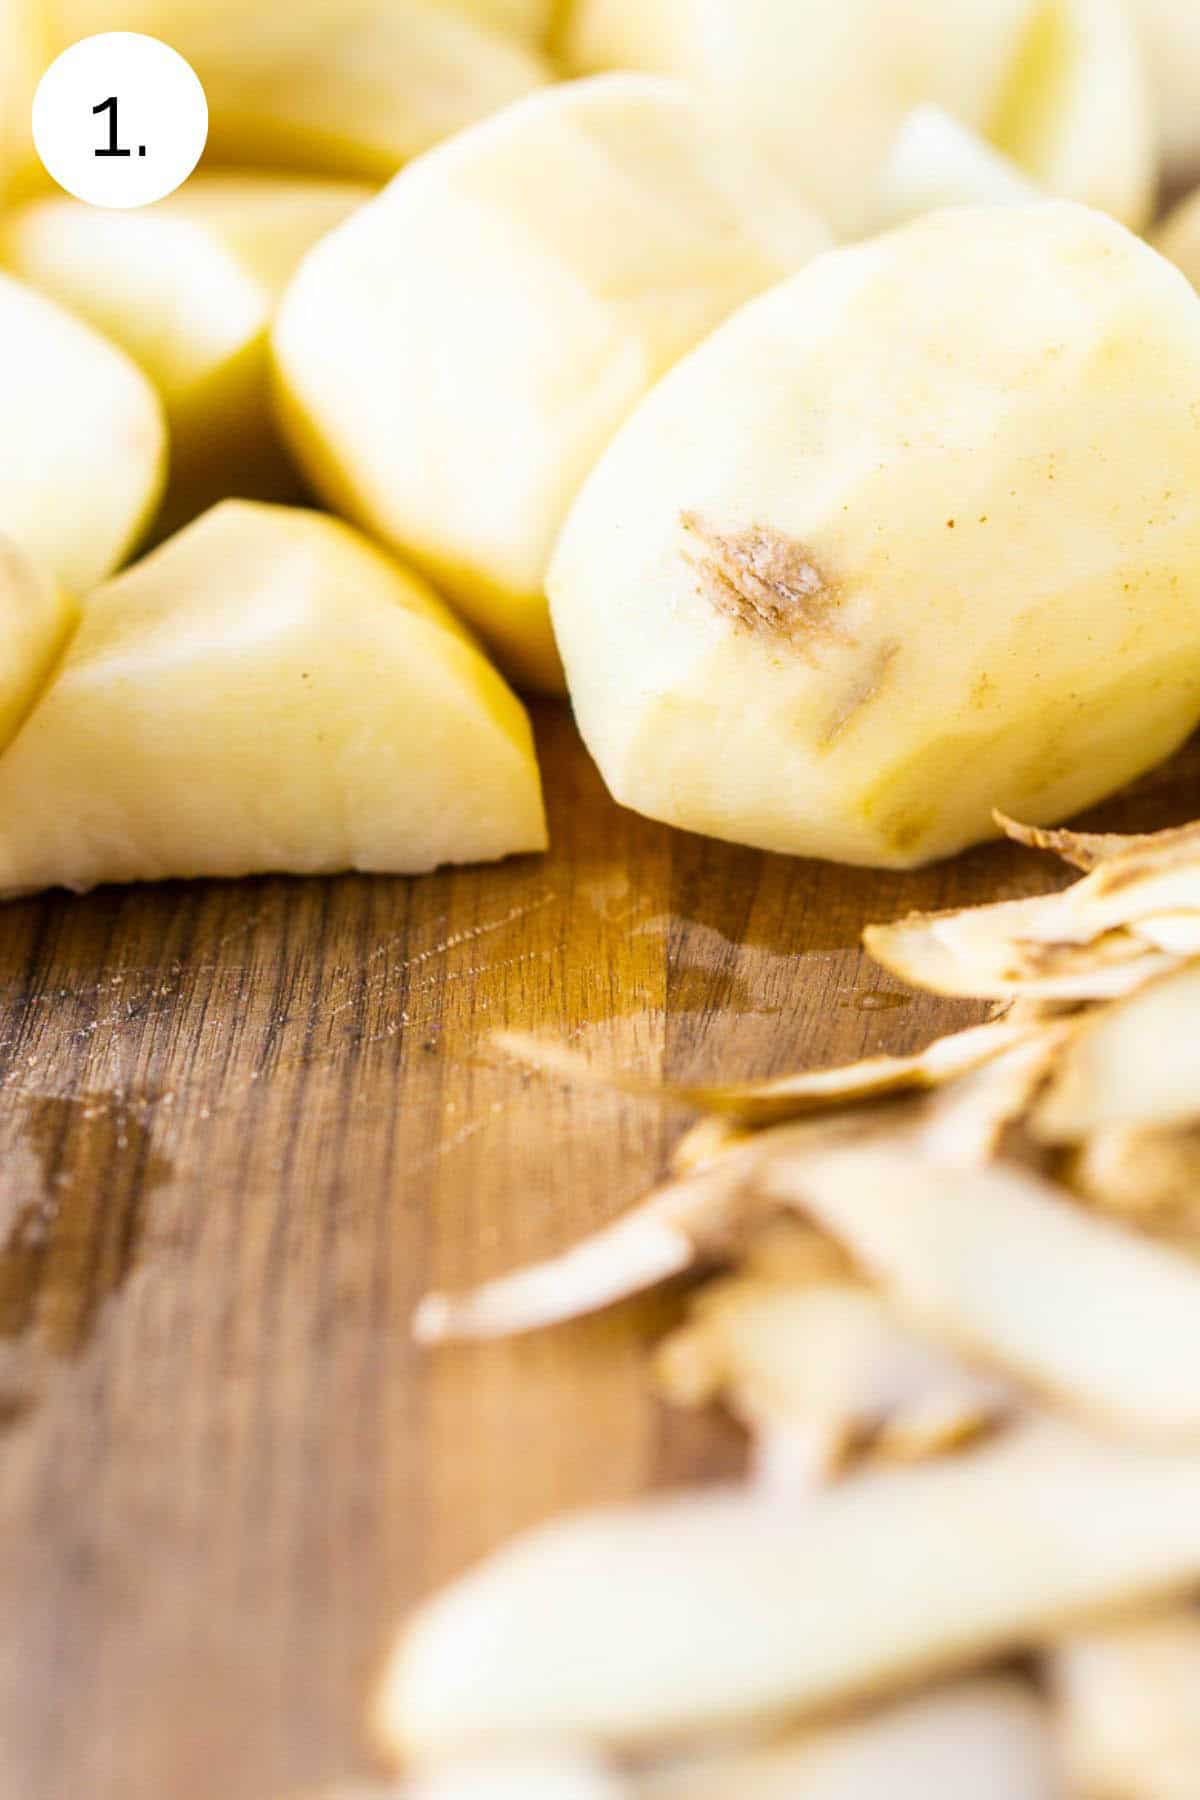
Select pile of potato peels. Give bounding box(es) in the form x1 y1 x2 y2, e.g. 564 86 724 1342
359 812 1200 1796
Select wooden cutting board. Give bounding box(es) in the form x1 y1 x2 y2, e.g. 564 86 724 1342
0 702 1195 1800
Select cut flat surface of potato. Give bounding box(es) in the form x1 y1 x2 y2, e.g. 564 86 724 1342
0 502 546 895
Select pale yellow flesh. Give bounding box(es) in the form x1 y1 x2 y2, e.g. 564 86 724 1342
564 0 1152 236
0 501 546 894
1127 0 1200 181
272 74 830 693
0 271 166 594
0 536 78 757
56 0 550 180
428 0 555 42
877 105 1042 231
549 203 1200 867
986 0 1155 230
2 177 373 533
0 0 47 202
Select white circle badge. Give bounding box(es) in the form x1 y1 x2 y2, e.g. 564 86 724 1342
32 32 208 209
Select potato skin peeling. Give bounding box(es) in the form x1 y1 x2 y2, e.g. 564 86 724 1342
549 203 1200 867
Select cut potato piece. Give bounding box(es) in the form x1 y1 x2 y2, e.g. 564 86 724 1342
1051 1609 1200 1800
273 75 830 692
550 204 1200 865
638 1679 1061 1800
58 0 549 180
657 1274 1013 1476
384 1420 1200 1754
0 502 546 894
878 105 1041 230
2 176 372 534
0 536 77 757
0 272 166 593
565 0 1151 235
986 0 1155 229
762 1145 1200 1441
1035 962 1200 1141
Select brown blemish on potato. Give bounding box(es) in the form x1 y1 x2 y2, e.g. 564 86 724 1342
821 639 901 749
681 513 852 657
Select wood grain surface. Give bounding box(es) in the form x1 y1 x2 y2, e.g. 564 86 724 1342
0 703 1196 1800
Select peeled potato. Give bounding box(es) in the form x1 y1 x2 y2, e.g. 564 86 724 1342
987 0 1155 231
57 0 550 180
564 0 1153 236
878 106 1041 230
549 203 1200 868
273 74 829 692
0 537 77 757
1129 0 1200 184
0 271 166 594
430 0 554 42
2 175 372 534
0 502 546 895
0 0 45 202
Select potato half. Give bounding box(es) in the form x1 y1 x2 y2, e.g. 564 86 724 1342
0 502 546 894
272 74 830 691
549 203 1200 868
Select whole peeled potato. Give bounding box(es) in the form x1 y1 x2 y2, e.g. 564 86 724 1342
549 204 1200 869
